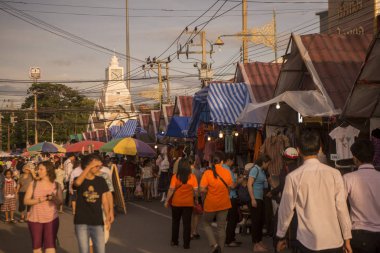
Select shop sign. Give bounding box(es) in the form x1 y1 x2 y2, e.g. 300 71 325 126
328 0 376 35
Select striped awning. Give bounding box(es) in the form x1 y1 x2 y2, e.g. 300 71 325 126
178 96 193 117
139 114 150 130
113 120 138 138
109 125 121 137
188 83 253 137
208 82 251 125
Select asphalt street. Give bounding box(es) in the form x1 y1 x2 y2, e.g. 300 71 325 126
0 200 278 253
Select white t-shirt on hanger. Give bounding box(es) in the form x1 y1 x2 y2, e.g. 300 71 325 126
329 125 360 159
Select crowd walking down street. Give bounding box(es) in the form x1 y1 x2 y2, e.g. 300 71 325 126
0 130 379 253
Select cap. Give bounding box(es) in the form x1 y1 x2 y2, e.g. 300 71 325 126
244 163 254 171
283 147 299 159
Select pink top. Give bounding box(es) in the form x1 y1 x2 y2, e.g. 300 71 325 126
28 181 58 223
344 164 380 232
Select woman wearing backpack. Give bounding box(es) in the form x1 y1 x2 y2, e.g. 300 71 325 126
248 154 271 252
24 161 63 253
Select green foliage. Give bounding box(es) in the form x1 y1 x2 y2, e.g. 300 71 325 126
3 82 95 148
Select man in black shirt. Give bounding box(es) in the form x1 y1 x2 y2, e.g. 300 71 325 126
74 154 110 253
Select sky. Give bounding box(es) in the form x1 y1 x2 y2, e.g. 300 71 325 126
0 0 327 108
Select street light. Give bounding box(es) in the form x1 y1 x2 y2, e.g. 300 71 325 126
25 119 54 143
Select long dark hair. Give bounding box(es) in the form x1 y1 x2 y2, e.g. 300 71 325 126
38 161 56 183
210 151 225 179
176 158 191 184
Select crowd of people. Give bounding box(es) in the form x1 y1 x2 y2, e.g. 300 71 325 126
0 129 379 253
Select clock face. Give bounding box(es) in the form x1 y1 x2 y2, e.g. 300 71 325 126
110 69 122 80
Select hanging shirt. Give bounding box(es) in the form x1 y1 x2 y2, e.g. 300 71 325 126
329 125 360 159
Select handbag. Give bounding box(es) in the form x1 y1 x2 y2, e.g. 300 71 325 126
193 203 203 214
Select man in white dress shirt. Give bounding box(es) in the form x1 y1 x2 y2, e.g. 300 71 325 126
276 130 352 253
344 140 380 253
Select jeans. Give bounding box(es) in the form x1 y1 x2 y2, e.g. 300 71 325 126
75 224 105 253
351 229 380 253
171 206 193 248
203 209 228 250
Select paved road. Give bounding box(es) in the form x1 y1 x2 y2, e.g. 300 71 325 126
0 200 279 253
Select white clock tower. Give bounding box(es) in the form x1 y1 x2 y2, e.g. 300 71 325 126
88 55 135 131
101 55 131 112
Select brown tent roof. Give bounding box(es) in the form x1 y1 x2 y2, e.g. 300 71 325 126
236 62 281 102
300 34 372 109
266 33 372 125
342 31 380 118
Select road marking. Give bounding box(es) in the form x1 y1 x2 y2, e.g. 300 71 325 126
136 248 154 253
129 202 172 220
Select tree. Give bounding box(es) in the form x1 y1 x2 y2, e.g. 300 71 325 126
19 82 95 145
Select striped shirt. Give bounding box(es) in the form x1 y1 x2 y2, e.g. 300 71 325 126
28 182 58 223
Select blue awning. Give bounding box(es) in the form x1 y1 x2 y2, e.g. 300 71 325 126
112 120 138 138
188 83 253 136
188 87 210 137
208 82 251 124
166 116 191 138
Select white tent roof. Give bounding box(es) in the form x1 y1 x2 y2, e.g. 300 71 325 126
237 90 340 124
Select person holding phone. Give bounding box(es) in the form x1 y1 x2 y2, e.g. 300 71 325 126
24 161 63 253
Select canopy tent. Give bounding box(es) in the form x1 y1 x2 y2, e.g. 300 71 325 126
342 31 380 119
237 90 340 124
165 116 191 138
234 62 281 125
264 33 372 126
188 82 252 136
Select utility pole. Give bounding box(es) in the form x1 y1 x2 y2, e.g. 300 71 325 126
273 9 278 63
29 67 41 144
177 29 215 86
34 92 38 144
143 57 171 107
165 62 170 103
0 112 2 151
157 62 163 109
7 124 10 152
126 0 131 91
242 0 248 63
25 112 29 148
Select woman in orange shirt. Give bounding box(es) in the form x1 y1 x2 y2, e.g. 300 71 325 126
200 151 233 253
165 158 198 249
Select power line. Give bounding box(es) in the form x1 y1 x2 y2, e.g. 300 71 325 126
0 1 146 64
